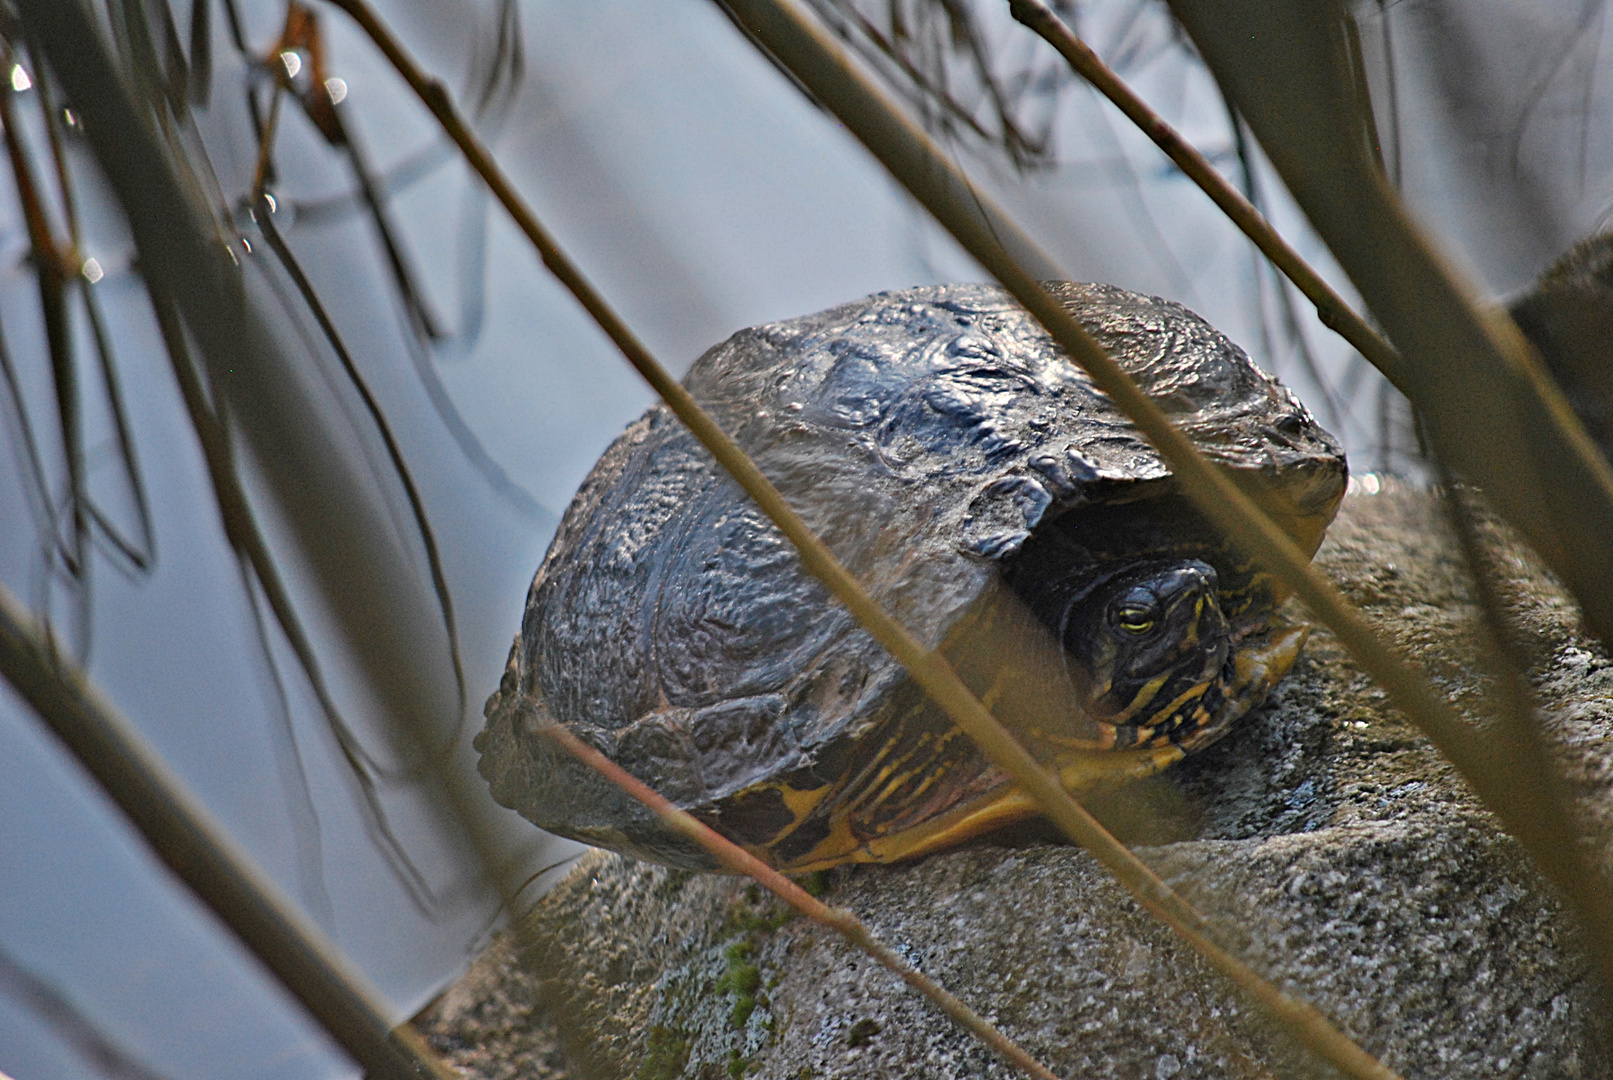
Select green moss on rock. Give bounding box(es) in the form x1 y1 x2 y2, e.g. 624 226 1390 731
715 942 764 1029
845 1018 882 1048
636 1026 692 1080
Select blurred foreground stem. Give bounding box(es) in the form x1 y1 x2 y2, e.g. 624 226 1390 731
0 581 458 1080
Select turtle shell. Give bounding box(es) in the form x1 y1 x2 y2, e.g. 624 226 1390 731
477 283 1346 869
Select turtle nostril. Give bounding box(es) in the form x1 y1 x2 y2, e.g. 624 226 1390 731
1159 560 1218 599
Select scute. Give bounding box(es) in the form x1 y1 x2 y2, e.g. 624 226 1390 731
477 283 1346 868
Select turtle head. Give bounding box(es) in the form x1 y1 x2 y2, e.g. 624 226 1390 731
1061 559 1233 748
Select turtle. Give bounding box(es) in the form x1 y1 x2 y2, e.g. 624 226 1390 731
476 282 1347 872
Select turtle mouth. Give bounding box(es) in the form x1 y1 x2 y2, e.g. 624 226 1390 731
1169 616 1309 755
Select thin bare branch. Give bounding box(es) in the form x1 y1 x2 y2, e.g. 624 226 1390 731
0 580 461 1080
318 4 1403 1076
146 283 446 916
804 0 1065 168
23 0 512 930
7 34 159 580
541 723 1065 1080
1006 0 1408 393
32 52 81 240
80 283 157 574
234 548 337 929
0 54 84 579
276 2 447 340
0 283 58 559
250 74 285 199
245 6 544 520
329 112 447 340
251 197 469 738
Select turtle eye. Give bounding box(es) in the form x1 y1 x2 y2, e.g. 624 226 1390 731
1111 594 1159 636
1116 606 1155 635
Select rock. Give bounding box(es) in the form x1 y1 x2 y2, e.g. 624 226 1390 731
417 485 1613 1079
414 932 569 1080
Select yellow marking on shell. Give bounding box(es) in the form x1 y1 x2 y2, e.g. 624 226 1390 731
772 728 1191 871
851 725 965 826
866 758 903 795
766 618 1319 872
893 766 942 806
804 811 862 869
776 786 1042 872
776 739 1190 871
889 730 961 805
758 781 834 845
872 760 922 808
842 726 903 788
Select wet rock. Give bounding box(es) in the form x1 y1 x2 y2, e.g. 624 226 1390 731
418 486 1613 1079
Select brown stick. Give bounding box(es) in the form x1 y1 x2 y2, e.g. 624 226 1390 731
542 724 1064 1080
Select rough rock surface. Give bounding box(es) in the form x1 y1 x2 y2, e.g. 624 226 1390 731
418 486 1613 1079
